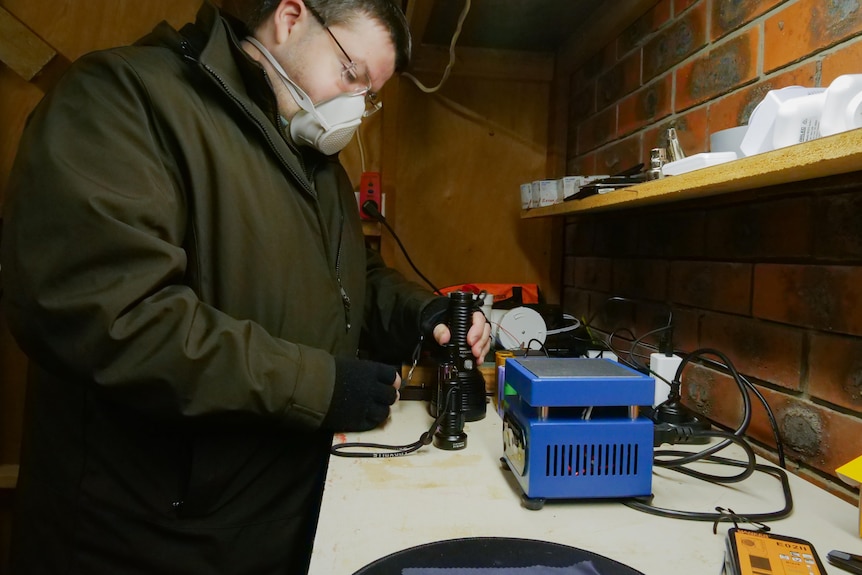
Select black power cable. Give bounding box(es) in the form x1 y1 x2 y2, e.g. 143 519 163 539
628 348 793 523
362 200 440 294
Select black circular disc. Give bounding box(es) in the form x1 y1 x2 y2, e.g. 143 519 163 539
352 536 645 574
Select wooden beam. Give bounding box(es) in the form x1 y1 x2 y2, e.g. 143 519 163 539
557 0 658 75
410 45 554 83
405 0 435 47
0 6 58 82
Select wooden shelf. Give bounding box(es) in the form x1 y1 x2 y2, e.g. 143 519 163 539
522 128 862 218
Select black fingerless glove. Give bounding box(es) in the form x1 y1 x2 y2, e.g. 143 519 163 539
322 358 399 432
419 296 450 339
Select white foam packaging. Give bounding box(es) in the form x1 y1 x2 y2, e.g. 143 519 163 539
661 152 737 176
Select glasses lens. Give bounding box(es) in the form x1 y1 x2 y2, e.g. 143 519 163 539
341 65 372 95
364 92 382 117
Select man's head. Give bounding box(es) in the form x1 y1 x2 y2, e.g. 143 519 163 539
230 0 411 74
233 0 411 153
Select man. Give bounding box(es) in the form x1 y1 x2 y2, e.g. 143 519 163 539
0 0 491 573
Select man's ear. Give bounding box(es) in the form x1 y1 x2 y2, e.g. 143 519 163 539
272 0 305 45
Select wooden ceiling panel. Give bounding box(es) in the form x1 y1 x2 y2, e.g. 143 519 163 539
420 0 603 52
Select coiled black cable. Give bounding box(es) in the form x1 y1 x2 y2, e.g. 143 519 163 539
330 388 455 458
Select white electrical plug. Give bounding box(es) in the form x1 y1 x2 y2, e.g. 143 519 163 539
650 352 682 407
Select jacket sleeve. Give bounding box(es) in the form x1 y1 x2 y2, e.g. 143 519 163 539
361 248 443 363
0 51 334 429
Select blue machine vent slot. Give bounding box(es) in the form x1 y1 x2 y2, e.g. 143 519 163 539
544 443 640 477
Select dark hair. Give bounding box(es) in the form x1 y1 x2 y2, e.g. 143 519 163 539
239 0 411 73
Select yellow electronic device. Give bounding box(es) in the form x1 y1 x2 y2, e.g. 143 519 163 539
723 528 826 575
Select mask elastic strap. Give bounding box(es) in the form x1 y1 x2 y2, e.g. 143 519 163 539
244 37 332 131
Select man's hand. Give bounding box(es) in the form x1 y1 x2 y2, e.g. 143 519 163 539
322 358 402 431
432 310 492 364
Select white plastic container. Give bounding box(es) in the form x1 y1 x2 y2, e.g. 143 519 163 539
710 126 748 157
821 74 862 136
740 86 825 156
772 91 827 149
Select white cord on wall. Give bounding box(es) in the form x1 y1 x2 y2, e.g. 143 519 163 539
403 0 471 94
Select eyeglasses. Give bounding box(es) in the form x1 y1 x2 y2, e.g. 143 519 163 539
308 7 382 116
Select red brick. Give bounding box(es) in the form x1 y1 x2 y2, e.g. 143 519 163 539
588 296 637 335
566 152 596 177
574 257 613 292
748 389 862 480
700 312 803 389
593 213 641 257
563 256 577 287
674 0 699 16
753 264 862 336
613 258 669 301
564 220 596 256
705 196 813 259
812 192 862 260
634 208 706 258
569 217 599 255
707 64 819 132
642 105 710 159
808 332 862 413
576 106 617 154
574 42 617 83
563 287 590 321
594 133 642 176
568 78 596 124
598 51 643 110
680 363 746 429
630 305 699 355
628 301 679 359
711 0 784 41
680 365 862 483
676 27 759 111
764 0 862 73
618 73 673 136
821 37 862 85
670 261 752 315
667 307 700 353
643 2 709 82
619 0 674 56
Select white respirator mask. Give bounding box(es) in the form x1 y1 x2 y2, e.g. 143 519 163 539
246 37 365 155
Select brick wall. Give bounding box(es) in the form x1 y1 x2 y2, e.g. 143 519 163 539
563 0 862 500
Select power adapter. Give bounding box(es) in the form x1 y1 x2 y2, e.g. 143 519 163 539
650 352 681 407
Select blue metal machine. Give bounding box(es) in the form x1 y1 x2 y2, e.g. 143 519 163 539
500 357 655 509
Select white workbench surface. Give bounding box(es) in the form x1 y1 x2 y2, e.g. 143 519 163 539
308 401 860 575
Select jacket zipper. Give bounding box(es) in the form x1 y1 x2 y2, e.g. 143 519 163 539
197 57 314 198
198 52 351 333
335 211 350 332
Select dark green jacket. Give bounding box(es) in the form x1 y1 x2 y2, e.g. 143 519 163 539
1 3 436 573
